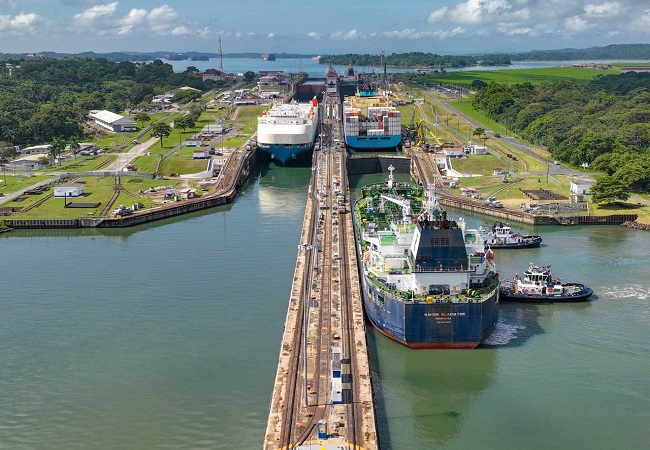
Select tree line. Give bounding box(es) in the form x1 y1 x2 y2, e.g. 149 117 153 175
320 52 500 68
0 57 211 149
472 72 650 203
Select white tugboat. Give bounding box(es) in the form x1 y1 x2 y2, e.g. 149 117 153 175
499 263 593 302
483 222 542 248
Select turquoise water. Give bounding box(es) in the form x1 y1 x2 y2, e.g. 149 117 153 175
1 167 649 449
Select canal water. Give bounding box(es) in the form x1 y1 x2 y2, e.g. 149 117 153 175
1 167 649 449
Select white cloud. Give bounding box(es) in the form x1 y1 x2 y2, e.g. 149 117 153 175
267 32 275 38
147 5 178 34
584 2 622 18
74 1 117 24
307 31 321 40
0 12 41 32
427 7 448 23
565 15 593 32
330 29 363 40
170 26 190 36
120 8 147 26
382 27 465 40
629 8 650 32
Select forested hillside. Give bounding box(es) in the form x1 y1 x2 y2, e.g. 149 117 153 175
473 72 650 193
0 58 207 146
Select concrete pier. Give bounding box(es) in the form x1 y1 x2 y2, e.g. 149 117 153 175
264 95 377 450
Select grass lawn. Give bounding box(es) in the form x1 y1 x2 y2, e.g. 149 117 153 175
416 66 620 88
114 179 182 210
6 177 117 219
237 105 267 136
0 175 53 196
450 154 504 176
158 147 210 176
40 155 116 173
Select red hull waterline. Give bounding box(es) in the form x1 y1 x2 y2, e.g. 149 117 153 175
371 323 496 350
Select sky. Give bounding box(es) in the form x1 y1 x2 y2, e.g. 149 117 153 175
1 0 649 55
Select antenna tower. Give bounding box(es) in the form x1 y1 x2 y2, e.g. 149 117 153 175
218 35 224 73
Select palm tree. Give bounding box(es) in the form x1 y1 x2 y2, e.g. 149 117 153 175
49 137 65 166
68 136 81 160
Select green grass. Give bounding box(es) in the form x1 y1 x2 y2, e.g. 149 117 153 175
6 177 117 219
0 175 53 196
6 177 188 219
416 66 621 88
158 147 210 176
39 155 116 173
449 154 503 176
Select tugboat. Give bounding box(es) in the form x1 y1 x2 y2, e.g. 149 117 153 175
484 222 542 248
499 263 593 302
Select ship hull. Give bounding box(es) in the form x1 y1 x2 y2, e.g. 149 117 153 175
499 284 593 302
344 135 401 150
257 143 313 165
486 236 543 248
360 273 499 349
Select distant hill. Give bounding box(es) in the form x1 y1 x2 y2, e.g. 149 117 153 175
1 44 648 64
0 51 314 63
507 44 650 61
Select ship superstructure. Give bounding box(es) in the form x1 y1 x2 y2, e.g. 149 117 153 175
354 167 499 348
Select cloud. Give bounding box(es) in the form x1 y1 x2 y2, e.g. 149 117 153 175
427 7 448 23
564 15 593 32
0 0 19 10
170 26 190 36
307 31 321 40
382 27 465 40
73 1 117 24
0 12 41 32
584 2 622 18
330 29 363 40
267 32 275 38
629 8 650 32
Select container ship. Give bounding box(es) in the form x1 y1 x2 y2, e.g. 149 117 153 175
256 98 319 165
343 87 402 150
261 53 276 61
353 167 499 349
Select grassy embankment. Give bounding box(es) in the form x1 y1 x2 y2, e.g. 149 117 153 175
401 67 650 222
4 177 184 219
0 175 53 196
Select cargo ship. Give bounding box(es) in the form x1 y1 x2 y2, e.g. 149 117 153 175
343 86 402 150
261 53 276 61
256 98 319 165
353 167 499 349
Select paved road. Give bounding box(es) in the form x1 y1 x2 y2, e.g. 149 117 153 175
432 95 586 178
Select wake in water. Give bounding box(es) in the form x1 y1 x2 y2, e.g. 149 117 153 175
596 284 650 301
483 320 525 346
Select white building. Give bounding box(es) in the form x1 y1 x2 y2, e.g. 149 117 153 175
570 178 596 195
54 184 84 198
185 138 203 147
9 154 50 171
21 144 51 155
89 110 137 132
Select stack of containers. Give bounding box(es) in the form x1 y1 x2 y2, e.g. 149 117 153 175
343 107 360 137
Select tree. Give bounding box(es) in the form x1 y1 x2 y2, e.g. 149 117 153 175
470 79 488 90
591 176 630 204
68 135 81 160
174 115 196 133
473 127 487 147
134 112 151 128
0 141 16 158
243 71 256 82
49 137 65 165
151 122 172 147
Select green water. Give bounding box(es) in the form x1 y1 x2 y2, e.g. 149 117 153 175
1 167 648 449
